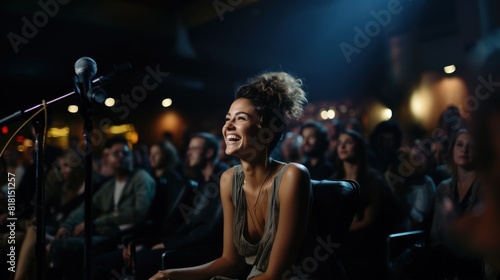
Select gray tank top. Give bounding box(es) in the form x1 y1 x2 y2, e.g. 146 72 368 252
231 163 289 278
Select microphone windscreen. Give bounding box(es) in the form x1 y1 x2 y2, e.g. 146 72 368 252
74 57 97 78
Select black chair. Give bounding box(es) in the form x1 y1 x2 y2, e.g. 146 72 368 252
386 230 428 280
298 179 360 279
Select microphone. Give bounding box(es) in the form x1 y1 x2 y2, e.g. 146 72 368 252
74 58 132 105
75 57 98 86
74 57 97 105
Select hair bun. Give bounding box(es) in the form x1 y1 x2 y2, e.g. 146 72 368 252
241 71 307 123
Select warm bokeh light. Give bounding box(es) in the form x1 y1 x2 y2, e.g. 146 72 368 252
410 89 432 121
108 124 135 135
104 124 137 147
23 139 33 147
365 100 394 130
104 98 115 107
327 109 336 119
444 64 456 74
409 73 468 131
153 111 187 147
162 98 173 107
1 126 8 134
320 110 329 120
68 105 79 113
382 108 392 120
129 131 139 144
47 127 70 138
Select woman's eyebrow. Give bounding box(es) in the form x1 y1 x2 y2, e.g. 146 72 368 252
226 112 252 117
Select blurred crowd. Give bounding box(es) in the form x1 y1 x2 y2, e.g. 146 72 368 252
0 92 499 280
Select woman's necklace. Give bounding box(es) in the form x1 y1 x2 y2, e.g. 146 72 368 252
245 162 274 234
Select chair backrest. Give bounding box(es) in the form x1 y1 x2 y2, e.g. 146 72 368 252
138 177 194 235
311 179 360 247
292 179 359 279
386 230 428 280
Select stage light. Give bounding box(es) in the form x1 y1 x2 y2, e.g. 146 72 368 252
444 65 456 74
68 105 79 113
162 98 173 108
320 110 328 120
382 108 392 120
327 109 336 119
104 98 115 107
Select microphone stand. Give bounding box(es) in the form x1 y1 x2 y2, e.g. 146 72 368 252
73 75 95 280
33 115 46 280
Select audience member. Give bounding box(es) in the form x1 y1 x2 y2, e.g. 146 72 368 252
428 128 484 279
431 137 449 167
14 150 86 280
48 136 156 279
278 131 302 163
331 129 395 279
429 94 500 279
146 139 184 231
299 121 335 179
386 146 436 232
368 120 403 173
324 118 344 170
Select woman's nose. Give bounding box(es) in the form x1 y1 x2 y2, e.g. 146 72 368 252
464 144 471 153
224 121 235 130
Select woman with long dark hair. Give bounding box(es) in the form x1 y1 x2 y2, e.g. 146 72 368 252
331 129 394 279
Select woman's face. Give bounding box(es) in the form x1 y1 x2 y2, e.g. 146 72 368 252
149 145 163 169
337 133 357 161
222 98 261 159
453 132 474 168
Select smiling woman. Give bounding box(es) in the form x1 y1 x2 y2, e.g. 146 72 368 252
149 72 314 280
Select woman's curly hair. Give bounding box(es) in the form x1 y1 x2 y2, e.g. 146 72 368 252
235 71 308 151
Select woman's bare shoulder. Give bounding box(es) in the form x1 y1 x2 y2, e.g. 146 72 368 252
282 162 310 179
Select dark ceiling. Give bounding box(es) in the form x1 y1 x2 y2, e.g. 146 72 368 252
0 0 492 134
